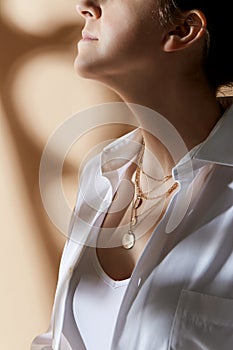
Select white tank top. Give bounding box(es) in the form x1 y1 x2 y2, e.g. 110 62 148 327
72 248 130 350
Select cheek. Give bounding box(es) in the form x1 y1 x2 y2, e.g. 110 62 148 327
101 17 146 53
101 19 159 68
103 3 161 53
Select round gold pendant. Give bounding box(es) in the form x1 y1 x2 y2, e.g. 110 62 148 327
122 230 135 249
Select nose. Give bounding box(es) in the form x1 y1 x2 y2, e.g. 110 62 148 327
76 1 101 19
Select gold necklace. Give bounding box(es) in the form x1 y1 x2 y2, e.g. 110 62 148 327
122 140 178 250
135 167 174 200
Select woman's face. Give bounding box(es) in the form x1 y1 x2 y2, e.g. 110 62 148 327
74 0 165 80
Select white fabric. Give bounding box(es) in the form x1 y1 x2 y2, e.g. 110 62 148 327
31 100 233 350
72 248 129 350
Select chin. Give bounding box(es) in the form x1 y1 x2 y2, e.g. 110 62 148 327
74 55 100 80
74 55 116 92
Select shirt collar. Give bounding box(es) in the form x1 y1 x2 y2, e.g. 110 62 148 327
192 98 233 167
100 128 143 174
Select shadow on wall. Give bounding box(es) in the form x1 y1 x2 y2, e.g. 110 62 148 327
0 3 125 349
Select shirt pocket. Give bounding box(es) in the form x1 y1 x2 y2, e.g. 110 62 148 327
169 289 233 350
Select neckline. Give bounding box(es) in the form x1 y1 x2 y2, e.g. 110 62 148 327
90 248 130 290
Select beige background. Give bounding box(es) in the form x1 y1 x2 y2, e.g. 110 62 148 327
0 2 125 349
1 2 232 350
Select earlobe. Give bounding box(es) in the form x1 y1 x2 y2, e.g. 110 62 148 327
162 10 207 52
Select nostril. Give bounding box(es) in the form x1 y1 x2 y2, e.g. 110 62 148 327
81 10 93 17
76 5 90 16
76 4 101 19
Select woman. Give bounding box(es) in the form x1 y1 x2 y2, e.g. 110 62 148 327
32 1 233 349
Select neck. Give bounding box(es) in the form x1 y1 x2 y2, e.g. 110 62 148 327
111 73 220 145
102 68 222 176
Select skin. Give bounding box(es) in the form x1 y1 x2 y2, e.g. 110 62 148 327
75 0 222 279
75 0 164 77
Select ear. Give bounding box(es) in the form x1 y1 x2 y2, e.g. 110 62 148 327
162 10 207 52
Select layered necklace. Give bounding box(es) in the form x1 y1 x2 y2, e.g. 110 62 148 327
122 140 178 250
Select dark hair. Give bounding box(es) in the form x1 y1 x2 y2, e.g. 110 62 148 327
157 0 233 91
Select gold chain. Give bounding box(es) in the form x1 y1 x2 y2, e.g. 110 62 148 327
122 139 178 249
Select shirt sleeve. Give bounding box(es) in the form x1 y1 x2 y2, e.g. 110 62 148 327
30 329 53 350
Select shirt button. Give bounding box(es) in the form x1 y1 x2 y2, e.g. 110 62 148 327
69 267 74 275
137 277 142 287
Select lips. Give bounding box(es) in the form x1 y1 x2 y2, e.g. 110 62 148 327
81 31 98 41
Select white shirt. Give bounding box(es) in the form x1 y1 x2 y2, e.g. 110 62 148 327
69 247 129 350
31 100 233 350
